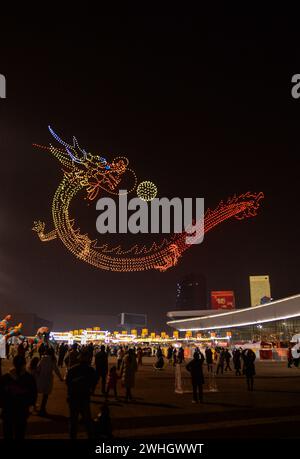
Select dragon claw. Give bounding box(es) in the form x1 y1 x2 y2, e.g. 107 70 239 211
32 220 57 242
32 220 46 233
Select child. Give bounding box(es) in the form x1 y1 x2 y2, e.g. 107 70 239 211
94 403 113 439
105 366 120 400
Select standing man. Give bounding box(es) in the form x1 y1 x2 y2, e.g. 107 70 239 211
287 346 293 368
242 349 256 391
156 346 163 359
87 342 94 364
205 347 213 372
233 348 242 376
66 350 97 439
95 345 108 395
172 348 177 366
186 351 205 404
121 348 138 402
178 347 185 364
57 343 68 368
224 349 232 371
167 345 173 364
64 343 80 369
117 346 124 371
216 348 225 375
137 347 143 366
0 355 37 439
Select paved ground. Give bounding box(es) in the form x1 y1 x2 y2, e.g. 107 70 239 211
1 357 300 439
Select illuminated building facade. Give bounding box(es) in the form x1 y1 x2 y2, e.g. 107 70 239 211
167 294 300 343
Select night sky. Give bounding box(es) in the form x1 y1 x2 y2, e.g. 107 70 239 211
0 15 299 330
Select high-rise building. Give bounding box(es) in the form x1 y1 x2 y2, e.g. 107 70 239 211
118 313 147 332
249 275 271 307
175 274 207 310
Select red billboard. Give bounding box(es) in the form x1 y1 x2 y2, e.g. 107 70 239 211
211 291 235 310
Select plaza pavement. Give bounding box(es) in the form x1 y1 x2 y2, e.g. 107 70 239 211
1 357 300 439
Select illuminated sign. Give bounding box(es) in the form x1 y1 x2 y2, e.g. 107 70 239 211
211 291 235 310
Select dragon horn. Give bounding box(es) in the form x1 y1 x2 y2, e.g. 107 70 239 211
48 126 86 163
48 126 71 148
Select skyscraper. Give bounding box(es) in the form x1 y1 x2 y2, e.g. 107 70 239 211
175 274 207 310
249 275 271 307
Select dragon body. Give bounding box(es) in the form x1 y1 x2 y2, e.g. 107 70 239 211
33 127 264 272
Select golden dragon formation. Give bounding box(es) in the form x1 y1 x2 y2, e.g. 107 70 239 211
32 127 264 272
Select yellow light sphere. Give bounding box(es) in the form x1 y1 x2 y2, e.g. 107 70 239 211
137 181 158 201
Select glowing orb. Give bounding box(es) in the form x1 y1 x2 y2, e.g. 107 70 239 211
137 181 158 201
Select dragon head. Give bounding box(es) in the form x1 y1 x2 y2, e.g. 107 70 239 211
34 126 133 201
230 191 265 220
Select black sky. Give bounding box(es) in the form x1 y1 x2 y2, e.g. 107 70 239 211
0 15 299 330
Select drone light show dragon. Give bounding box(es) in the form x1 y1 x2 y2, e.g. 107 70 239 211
32 127 264 272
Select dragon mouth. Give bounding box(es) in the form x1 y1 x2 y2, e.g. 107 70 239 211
85 173 122 201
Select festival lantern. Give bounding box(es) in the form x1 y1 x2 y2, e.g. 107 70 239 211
173 331 179 339
141 328 148 337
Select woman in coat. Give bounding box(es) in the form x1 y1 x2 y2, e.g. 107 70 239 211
36 347 63 415
121 348 137 402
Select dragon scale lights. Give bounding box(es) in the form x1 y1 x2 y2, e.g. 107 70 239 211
32 127 264 272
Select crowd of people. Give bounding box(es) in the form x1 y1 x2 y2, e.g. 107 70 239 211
157 345 257 396
0 340 264 439
0 341 140 439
